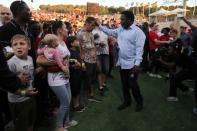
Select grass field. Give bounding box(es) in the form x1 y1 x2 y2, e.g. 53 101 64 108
35 69 197 131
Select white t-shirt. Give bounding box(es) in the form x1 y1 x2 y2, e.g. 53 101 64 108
7 55 34 103
92 28 109 55
47 42 70 86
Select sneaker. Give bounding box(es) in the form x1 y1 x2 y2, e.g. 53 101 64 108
155 74 162 79
64 120 78 129
73 105 85 112
88 96 101 103
166 97 178 102
147 72 156 77
64 129 68 131
193 107 197 115
182 88 194 96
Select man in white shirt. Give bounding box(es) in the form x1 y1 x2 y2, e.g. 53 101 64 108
98 11 145 112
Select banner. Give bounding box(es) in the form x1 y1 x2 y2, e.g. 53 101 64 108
87 2 99 15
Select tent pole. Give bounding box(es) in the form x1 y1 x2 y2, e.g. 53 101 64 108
183 0 187 16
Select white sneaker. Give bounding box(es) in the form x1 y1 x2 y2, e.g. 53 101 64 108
166 97 178 102
65 120 78 129
147 72 156 77
155 74 162 79
64 129 68 131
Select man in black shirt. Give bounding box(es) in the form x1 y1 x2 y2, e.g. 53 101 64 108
0 0 36 65
180 17 197 114
159 44 195 102
0 1 38 130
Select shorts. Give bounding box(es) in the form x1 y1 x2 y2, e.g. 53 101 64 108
97 54 109 75
84 62 97 89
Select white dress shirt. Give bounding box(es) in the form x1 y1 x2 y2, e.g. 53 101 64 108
100 24 146 69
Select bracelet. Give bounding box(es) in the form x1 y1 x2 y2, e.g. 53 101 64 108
20 90 26 97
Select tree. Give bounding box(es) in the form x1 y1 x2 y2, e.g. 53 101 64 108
117 7 126 13
108 6 117 14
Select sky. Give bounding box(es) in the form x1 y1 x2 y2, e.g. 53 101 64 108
0 0 197 9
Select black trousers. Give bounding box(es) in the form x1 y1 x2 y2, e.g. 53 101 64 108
108 53 114 75
190 52 197 108
169 69 193 97
148 50 161 74
0 90 10 131
195 76 197 107
119 68 143 105
141 41 149 72
0 110 4 131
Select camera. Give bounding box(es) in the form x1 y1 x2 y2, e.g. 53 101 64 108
69 59 77 65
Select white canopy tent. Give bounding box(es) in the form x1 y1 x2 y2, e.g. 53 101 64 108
170 8 190 14
149 8 170 17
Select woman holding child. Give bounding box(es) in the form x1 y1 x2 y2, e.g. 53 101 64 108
37 21 77 131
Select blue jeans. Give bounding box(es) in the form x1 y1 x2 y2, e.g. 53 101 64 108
50 83 71 128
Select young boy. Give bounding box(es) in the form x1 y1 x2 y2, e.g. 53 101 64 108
7 34 36 131
67 36 85 112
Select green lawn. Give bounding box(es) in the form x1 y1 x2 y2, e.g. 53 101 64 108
36 69 197 131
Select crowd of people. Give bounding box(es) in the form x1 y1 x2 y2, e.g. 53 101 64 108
0 1 197 131
31 10 121 35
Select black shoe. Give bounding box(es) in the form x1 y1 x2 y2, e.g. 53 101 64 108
73 105 85 112
98 88 105 96
136 104 143 112
117 103 131 111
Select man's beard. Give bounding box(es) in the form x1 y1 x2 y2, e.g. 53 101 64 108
22 14 31 23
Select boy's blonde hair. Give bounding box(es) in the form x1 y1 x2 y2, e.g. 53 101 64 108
41 34 59 47
11 34 30 46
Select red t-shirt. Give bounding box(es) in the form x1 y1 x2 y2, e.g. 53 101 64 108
160 34 170 41
149 31 159 51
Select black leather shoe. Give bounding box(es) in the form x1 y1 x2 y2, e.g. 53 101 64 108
136 104 143 112
117 103 131 111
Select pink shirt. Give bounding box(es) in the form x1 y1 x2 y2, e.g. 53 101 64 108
37 45 67 68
